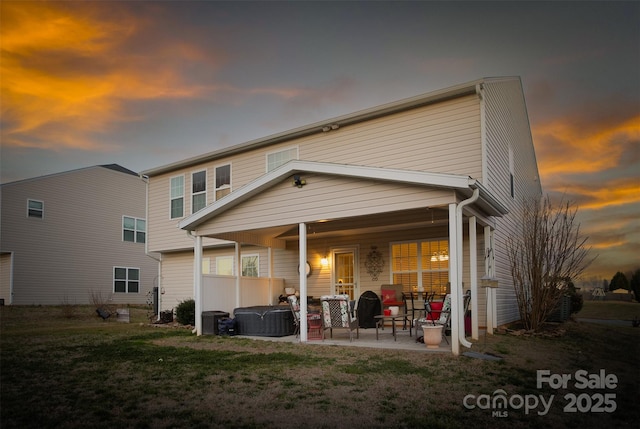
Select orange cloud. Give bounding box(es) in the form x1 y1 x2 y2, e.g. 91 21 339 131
556 178 640 210
0 2 224 152
534 114 640 178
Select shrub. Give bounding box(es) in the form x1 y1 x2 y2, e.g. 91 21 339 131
175 299 195 325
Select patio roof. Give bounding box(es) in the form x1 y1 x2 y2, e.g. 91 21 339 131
178 160 507 233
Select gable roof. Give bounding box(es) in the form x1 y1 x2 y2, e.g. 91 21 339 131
143 77 522 177
1 164 138 186
178 160 508 231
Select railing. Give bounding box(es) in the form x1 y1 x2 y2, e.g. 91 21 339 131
202 275 285 314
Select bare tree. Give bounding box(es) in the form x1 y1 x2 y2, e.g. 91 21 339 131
508 196 594 331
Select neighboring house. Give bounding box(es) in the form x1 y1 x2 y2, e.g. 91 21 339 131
0 165 159 306
142 77 542 354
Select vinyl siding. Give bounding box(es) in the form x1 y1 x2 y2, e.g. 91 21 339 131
147 95 482 252
0 167 158 305
482 78 542 326
196 174 456 236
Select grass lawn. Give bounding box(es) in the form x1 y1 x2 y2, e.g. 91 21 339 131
1 304 638 428
576 300 639 320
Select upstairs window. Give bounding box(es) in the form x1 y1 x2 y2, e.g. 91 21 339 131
170 175 184 219
267 147 298 172
114 267 139 293
27 199 44 218
192 170 207 213
215 164 231 200
123 216 146 243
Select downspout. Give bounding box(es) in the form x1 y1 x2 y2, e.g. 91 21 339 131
455 187 479 349
140 174 163 321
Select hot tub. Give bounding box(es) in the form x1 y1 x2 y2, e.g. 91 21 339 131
233 306 296 337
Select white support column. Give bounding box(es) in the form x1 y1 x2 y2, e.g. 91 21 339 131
299 223 308 342
469 216 479 340
267 247 273 306
448 203 460 356
235 242 241 309
194 235 203 336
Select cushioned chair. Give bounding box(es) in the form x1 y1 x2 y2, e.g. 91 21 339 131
320 294 359 342
380 284 404 309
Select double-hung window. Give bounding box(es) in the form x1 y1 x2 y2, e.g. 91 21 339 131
123 216 146 243
114 267 140 293
391 239 449 296
170 175 184 219
266 147 298 172
28 199 44 218
215 164 231 200
192 170 207 213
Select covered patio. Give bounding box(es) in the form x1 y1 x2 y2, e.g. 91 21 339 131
179 161 507 355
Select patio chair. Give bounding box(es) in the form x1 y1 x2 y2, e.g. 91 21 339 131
287 295 301 337
320 294 359 342
402 291 428 329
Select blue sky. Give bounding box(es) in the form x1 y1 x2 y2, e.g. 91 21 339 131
1 1 638 280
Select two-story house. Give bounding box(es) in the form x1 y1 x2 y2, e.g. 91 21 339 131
1 165 159 306
142 77 541 354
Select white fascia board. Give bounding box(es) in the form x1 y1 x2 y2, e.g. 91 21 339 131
179 160 474 231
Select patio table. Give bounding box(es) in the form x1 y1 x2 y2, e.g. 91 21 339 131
374 313 412 341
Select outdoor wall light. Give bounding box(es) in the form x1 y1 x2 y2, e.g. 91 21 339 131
320 256 329 267
292 175 306 188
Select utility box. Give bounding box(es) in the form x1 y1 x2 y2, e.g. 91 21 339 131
202 311 230 335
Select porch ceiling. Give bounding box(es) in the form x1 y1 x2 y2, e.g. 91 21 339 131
212 207 450 247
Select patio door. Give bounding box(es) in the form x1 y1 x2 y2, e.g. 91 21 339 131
333 247 359 300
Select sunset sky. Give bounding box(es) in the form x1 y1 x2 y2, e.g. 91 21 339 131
1 1 638 281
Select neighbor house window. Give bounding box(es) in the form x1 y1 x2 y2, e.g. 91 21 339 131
192 170 207 213
27 199 44 218
170 175 184 219
266 147 298 172
216 256 234 276
391 239 449 296
114 267 140 293
215 164 231 200
242 254 259 277
123 216 146 243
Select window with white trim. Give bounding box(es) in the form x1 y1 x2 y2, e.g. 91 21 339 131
216 256 234 276
28 199 44 218
266 147 298 172
170 175 184 219
114 267 140 293
192 170 207 213
242 254 259 277
123 216 146 243
215 164 231 200
391 239 449 296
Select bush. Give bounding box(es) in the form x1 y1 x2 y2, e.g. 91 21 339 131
175 299 195 325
